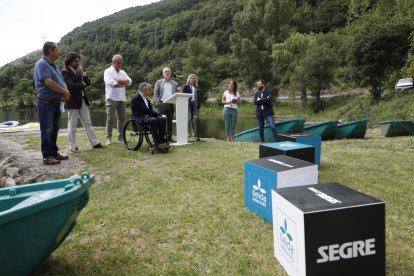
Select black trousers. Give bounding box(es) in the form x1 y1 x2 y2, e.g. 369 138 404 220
157 103 174 140
142 116 167 144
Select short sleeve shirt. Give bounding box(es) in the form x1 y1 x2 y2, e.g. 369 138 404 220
34 56 65 100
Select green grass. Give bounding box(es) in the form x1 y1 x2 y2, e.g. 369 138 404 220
21 129 414 275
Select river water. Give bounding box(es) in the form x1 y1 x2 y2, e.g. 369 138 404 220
0 110 258 140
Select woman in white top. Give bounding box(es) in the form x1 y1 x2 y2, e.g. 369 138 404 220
221 80 240 142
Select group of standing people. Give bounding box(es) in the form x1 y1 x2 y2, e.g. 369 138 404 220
34 41 278 165
33 41 202 164
34 42 109 165
221 79 278 143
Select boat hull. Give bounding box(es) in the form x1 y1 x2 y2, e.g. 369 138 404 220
233 118 305 142
379 120 414 137
303 120 338 141
336 120 368 139
0 121 19 128
0 122 39 132
0 172 94 275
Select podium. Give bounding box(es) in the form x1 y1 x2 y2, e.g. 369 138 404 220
164 93 193 145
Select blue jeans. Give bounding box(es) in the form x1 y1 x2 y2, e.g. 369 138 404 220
37 98 61 158
223 107 238 138
257 112 278 142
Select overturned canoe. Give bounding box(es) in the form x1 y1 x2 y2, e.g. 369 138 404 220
336 120 368 139
379 120 414 137
303 120 338 141
0 122 40 132
0 121 19 128
233 118 305 142
0 172 95 275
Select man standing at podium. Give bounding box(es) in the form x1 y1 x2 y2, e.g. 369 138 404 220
154 67 180 143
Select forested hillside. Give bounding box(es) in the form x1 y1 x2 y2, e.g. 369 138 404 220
0 0 413 110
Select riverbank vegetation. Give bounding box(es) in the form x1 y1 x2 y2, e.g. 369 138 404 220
202 89 414 127
1 0 414 111
14 128 411 275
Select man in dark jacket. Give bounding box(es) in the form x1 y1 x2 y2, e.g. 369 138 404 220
253 79 278 142
131 82 169 151
61 52 103 153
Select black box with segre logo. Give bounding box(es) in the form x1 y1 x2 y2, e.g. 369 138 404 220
272 182 385 276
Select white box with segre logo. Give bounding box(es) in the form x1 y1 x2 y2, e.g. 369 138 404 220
272 183 385 276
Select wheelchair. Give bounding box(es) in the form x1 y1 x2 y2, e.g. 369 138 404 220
122 119 156 154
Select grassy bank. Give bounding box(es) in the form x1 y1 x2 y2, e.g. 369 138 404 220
13 129 412 275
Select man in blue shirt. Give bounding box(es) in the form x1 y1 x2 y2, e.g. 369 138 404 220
34 42 71 165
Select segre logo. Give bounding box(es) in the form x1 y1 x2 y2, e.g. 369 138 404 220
279 142 296 147
308 187 342 204
252 179 267 207
267 158 294 168
316 238 376 263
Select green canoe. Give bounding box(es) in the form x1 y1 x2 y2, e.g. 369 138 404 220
379 120 414 137
0 172 94 275
233 118 305 142
303 120 338 141
336 120 368 139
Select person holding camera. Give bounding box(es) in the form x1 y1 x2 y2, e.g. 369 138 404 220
221 79 240 142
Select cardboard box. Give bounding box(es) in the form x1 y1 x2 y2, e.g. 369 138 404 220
272 183 385 276
259 142 315 164
244 155 318 223
277 133 321 165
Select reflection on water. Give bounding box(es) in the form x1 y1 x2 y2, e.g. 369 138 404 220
0 110 258 140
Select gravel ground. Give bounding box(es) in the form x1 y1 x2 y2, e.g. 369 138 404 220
0 130 85 185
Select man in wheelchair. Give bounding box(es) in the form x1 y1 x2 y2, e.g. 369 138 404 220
131 82 169 152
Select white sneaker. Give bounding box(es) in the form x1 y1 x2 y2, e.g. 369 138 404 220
106 139 112 145
70 147 80 153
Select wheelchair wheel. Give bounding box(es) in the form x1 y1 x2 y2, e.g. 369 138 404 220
123 119 144 151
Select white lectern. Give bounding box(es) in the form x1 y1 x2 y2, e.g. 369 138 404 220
164 93 192 145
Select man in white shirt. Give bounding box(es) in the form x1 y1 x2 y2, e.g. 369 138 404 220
154 67 180 142
104 54 132 145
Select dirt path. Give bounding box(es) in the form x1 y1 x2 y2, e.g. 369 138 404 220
0 130 85 186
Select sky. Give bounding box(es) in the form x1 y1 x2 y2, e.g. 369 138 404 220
0 0 161 67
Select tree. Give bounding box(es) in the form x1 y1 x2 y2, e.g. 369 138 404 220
348 14 412 100
272 32 316 107
348 0 378 23
14 78 36 108
302 43 338 111
230 0 295 84
182 38 218 101
0 88 12 109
